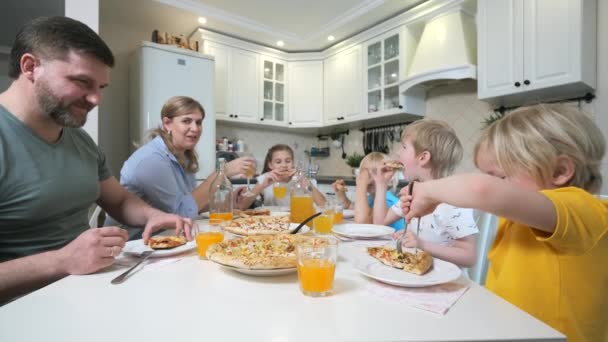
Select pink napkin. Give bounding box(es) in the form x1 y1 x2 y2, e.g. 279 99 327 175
365 281 470 315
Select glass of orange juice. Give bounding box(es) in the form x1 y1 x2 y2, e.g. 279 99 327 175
273 181 288 209
296 236 338 297
194 223 224 259
313 204 334 235
332 203 344 224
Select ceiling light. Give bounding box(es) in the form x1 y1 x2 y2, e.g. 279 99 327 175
391 73 397 78
327 35 335 41
276 40 284 47
198 17 207 24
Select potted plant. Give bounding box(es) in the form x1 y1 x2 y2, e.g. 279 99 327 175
345 153 364 177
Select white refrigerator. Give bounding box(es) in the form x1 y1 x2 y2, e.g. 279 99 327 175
130 41 216 179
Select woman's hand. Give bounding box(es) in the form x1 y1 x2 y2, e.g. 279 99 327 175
225 157 256 178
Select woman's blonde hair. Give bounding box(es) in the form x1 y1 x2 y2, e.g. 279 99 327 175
147 96 205 173
474 103 605 193
402 119 463 178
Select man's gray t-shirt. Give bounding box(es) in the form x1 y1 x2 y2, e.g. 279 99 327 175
0 105 111 262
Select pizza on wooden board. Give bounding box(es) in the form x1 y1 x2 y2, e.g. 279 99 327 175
221 215 291 235
148 236 187 250
367 246 433 275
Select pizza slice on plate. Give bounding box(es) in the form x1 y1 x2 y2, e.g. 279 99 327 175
148 236 187 250
367 246 433 275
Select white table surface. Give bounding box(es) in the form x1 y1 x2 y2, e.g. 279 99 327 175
0 226 564 342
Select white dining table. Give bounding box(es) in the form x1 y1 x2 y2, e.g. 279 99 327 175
0 222 565 342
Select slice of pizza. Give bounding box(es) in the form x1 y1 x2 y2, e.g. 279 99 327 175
385 160 404 170
148 236 187 250
367 246 432 275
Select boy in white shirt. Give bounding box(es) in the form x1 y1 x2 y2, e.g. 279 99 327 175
372 119 478 268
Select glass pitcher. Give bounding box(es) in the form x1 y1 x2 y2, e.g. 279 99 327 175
208 158 233 225
290 162 315 227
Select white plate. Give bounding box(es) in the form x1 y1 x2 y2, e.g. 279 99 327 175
342 209 355 219
216 263 296 276
122 239 196 258
332 223 395 239
354 252 462 287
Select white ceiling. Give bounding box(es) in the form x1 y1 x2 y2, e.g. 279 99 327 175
145 0 426 52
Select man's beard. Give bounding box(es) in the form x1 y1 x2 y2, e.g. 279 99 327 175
35 79 91 128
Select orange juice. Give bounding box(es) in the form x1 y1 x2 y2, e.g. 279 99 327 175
290 195 314 227
333 211 343 224
273 185 288 199
244 166 256 178
209 211 233 225
313 214 333 234
297 259 336 293
195 232 224 258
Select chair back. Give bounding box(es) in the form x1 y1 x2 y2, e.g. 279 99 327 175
88 205 102 228
468 210 498 285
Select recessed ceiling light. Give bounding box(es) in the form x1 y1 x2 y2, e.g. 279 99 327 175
391 73 397 78
276 40 284 47
327 35 335 41
198 17 207 24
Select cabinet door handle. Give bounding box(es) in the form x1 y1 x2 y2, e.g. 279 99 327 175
289 122 292 125
235 115 239 118
524 80 530 85
514 82 521 87
398 105 403 109
260 117 264 121
229 114 234 118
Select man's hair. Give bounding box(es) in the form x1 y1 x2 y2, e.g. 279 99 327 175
401 119 463 179
9 16 115 78
474 103 605 193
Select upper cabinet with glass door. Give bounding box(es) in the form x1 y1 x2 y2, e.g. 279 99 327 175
260 56 287 126
365 30 402 115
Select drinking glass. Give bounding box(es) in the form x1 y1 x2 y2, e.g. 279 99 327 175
241 153 257 197
194 222 224 259
273 181 288 209
333 203 344 225
296 236 338 297
313 204 334 235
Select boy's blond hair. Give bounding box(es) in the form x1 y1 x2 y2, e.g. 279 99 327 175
474 103 605 193
402 119 463 178
360 152 387 172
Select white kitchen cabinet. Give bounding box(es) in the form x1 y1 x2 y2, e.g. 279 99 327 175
478 0 596 101
287 61 323 128
204 41 260 122
260 55 287 126
364 29 403 115
324 45 364 125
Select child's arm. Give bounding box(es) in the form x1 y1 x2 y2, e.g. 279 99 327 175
401 173 557 233
331 180 353 209
400 230 477 267
354 169 372 223
371 165 395 225
236 172 275 209
311 183 327 207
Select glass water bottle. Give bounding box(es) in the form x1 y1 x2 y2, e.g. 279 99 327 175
290 163 315 227
209 158 233 225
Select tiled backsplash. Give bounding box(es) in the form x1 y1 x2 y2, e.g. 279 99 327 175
218 80 603 186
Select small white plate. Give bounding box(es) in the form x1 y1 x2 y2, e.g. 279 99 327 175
342 209 355 219
332 223 395 239
122 239 196 258
354 252 461 287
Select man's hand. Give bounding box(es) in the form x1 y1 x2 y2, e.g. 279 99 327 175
57 227 129 275
142 213 193 243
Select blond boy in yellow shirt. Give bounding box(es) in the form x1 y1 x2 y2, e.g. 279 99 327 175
399 104 608 342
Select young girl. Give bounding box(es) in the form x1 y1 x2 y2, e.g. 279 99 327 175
400 104 607 342
238 144 325 209
338 152 405 231
375 119 479 268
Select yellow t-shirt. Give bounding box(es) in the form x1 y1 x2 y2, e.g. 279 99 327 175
486 187 608 342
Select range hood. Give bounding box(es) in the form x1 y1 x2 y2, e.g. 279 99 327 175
400 5 477 95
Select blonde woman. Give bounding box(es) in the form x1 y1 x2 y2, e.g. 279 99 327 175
376 119 478 268
400 104 607 342
105 96 253 239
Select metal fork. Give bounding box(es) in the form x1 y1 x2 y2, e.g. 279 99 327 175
396 182 415 253
111 250 154 284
